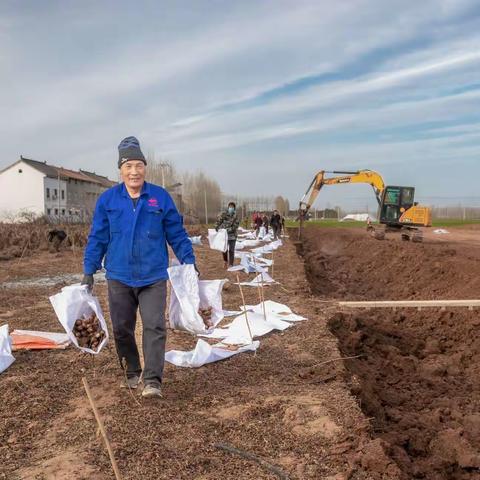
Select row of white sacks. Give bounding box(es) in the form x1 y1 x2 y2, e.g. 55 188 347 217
166 228 306 367
165 290 307 368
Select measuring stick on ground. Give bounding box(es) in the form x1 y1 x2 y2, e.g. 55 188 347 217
258 271 267 321
271 249 274 278
236 274 253 343
82 377 123 480
252 256 267 321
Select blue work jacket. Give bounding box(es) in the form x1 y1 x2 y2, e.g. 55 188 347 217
84 182 195 287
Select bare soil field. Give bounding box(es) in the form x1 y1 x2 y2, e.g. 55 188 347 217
1 225 479 479
302 227 480 479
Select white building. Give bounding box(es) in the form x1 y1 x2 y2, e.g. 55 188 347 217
0 156 116 221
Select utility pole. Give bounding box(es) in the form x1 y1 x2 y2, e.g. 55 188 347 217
57 170 61 223
159 162 168 188
204 190 208 224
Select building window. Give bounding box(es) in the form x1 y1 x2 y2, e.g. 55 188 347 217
47 208 51 215
54 208 58 215
54 188 58 197
61 190 65 200
61 209 65 215
18 169 23 173
46 188 50 199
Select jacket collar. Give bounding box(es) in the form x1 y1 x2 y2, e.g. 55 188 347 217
121 181 151 198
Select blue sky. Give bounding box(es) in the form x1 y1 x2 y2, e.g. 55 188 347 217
1 0 480 210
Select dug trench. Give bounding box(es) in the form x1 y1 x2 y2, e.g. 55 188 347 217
300 227 480 479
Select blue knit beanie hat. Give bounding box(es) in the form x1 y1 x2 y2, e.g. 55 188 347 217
118 136 146 168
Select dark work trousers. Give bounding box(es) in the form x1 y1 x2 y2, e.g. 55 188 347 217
222 239 236 266
107 279 167 386
272 225 280 240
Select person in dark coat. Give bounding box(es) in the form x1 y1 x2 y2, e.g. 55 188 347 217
254 212 263 238
48 229 67 252
270 210 282 240
215 202 240 268
262 213 269 234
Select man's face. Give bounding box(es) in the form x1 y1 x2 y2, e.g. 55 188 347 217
120 160 146 190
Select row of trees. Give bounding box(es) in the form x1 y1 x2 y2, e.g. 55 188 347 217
146 155 295 223
145 155 222 223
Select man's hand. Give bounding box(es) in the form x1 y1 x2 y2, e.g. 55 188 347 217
194 264 200 277
81 274 94 292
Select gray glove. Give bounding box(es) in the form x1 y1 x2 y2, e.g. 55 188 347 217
81 274 94 291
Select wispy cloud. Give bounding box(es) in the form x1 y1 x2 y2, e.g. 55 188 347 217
0 0 479 205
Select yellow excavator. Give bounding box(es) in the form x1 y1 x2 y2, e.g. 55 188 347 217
298 169 431 240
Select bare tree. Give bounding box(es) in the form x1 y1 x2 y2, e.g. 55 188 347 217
182 171 222 223
274 196 286 215
145 151 178 188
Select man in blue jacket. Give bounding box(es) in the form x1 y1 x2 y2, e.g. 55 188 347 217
82 136 196 398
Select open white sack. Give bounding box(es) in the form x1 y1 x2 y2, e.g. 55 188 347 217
50 284 109 355
201 301 307 345
208 228 228 252
240 272 276 287
168 264 227 334
241 300 307 322
238 231 257 240
201 311 293 345
165 338 259 367
189 235 202 245
0 324 15 375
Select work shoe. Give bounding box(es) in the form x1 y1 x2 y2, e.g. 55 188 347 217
120 375 140 389
142 383 163 398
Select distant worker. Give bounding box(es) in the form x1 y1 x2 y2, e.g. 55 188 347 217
281 215 286 236
262 213 270 234
254 213 263 238
48 229 67 252
252 211 259 229
215 201 240 269
82 136 197 398
270 210 282 240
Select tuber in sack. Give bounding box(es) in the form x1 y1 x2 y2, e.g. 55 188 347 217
208 228 228 252
168 264 226 334
0 324 15 375
49 284 109 355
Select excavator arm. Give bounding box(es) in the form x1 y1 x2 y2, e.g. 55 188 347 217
299 170 386 219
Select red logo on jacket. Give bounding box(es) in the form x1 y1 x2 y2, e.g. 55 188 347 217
148 198 158 207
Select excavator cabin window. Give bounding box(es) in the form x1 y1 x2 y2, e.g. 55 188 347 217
380 186 416 225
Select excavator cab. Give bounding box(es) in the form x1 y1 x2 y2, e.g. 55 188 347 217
379 186 431 228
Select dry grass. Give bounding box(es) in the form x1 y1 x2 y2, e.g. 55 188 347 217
0 223 90 260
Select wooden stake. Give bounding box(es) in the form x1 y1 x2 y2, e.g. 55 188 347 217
236 274 253 343
251 256 267 321
82 377 123 480
252 255 267 320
